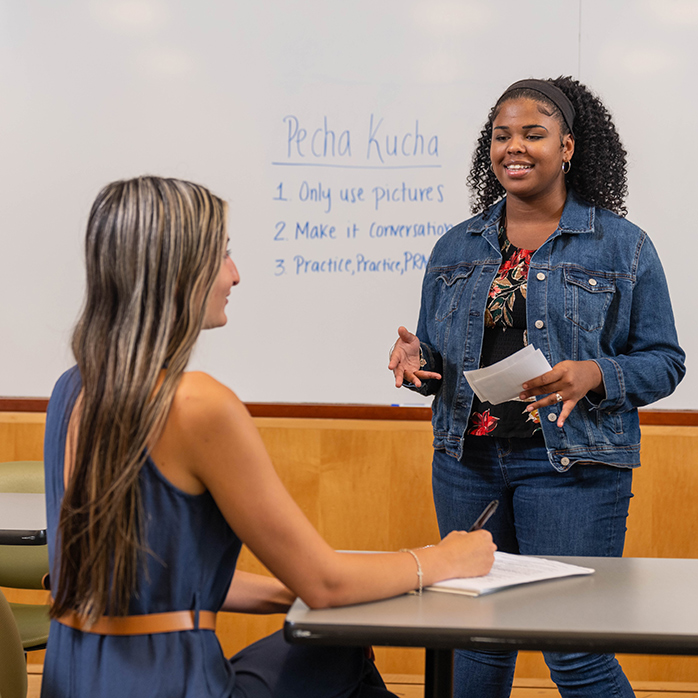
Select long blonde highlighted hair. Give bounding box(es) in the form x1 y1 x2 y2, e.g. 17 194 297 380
51 176 227 622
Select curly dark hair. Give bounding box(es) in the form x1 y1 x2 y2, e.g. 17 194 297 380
467 76 628 216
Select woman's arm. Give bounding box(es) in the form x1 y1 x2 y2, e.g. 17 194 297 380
222 570 295 614
165 374 495 609
587 235 685 411
390 248 446 395
520 235 685 422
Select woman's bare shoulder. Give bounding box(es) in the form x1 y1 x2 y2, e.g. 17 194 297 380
171 371 250 432
152 372 258 492
176 370 234 399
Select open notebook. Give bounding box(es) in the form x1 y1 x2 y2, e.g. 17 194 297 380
427 552 594 597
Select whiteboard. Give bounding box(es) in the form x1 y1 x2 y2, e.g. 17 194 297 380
0 0 693 408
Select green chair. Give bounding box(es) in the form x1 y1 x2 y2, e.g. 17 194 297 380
0 587 28 698
0 461 50 652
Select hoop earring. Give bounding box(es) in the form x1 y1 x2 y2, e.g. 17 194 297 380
562 161 571 174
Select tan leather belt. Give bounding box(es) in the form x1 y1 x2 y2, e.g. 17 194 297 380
56 609 217 635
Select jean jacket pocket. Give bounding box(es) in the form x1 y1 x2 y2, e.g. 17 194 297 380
563 267 616 332
434 265 474 321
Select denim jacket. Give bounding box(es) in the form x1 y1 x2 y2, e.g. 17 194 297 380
411 190 685 471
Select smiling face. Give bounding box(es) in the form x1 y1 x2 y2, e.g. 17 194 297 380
490 97 574 206
202 248 239 330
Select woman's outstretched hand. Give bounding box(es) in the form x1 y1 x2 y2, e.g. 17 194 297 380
388 326 442 388
519 360 604 428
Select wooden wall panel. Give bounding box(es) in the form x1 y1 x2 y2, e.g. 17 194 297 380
0 413 45 462
3 414 698 681
625 426 698 558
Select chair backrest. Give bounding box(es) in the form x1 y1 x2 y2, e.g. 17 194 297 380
0 461 45 493
0 461 49 589
0 588 28 698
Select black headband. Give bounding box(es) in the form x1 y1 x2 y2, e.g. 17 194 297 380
499 79 576 136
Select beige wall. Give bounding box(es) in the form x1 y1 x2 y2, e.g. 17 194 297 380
3 413 698 681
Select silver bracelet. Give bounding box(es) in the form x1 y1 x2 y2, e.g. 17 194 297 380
400 548 424 595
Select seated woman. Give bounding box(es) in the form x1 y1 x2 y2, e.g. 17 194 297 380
41 176 496 698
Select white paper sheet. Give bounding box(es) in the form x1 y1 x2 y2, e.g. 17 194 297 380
427 552 594 596
463 345 552 405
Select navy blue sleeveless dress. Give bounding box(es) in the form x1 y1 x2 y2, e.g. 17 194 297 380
42 366 242 696
41 367 395 698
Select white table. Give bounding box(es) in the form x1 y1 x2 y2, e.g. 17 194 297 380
0 492 47 545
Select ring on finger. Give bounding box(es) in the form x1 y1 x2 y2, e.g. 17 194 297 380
555 393 563 403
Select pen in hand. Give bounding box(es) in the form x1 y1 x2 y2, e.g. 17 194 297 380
468 500 499 532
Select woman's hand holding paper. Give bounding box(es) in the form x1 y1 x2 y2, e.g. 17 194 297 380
519 360 605 428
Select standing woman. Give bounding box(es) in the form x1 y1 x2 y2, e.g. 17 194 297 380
389 77 685 696
42 177 496 698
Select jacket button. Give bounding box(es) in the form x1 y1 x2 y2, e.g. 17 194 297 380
536 272 546 281
588 278 597 286
561 457 571 466
547 413 557 422
534 320 544 329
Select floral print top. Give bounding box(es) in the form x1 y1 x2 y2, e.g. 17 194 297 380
467 226 542 438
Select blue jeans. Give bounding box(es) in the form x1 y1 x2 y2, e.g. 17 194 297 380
432 436 635 698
